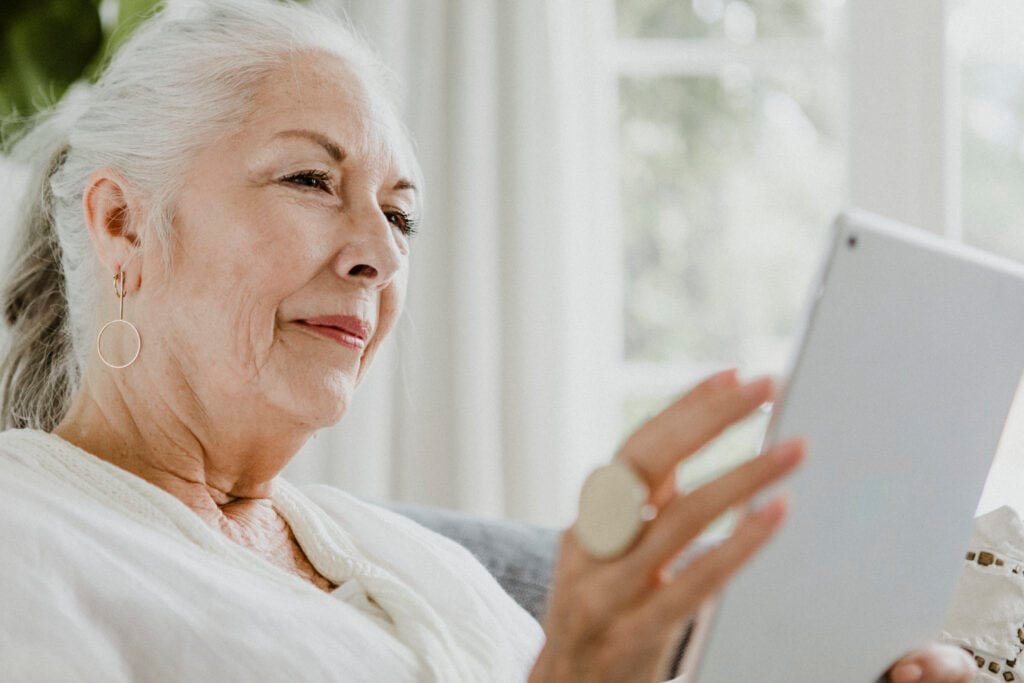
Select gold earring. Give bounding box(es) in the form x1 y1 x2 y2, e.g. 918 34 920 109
96 269 141 369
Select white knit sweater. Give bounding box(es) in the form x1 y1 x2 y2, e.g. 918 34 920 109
0 428 545 682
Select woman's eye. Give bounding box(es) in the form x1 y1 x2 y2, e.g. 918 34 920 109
282 170 333 193
385 209 419 237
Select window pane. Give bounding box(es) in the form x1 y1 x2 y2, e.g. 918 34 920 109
620 70 844 374
952 0 1024 262
616 0 842 41
961 63 1024 263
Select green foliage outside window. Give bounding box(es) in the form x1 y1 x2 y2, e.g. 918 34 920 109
0 0 164 139
617 0 829 41
619 72 844 367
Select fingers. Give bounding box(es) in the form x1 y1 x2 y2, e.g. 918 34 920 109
626 438 806 577
631 495 788 630
888 644 975 683
618 370 776 494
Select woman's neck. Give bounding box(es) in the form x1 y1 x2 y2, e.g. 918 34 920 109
51 369 311 530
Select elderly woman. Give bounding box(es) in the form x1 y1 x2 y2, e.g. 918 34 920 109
0 1 975 681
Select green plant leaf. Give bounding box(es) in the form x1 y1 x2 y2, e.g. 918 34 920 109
0 0 102 121
83 0 163 82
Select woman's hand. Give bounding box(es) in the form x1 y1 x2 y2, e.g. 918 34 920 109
886 643 975 683
529 369 805 682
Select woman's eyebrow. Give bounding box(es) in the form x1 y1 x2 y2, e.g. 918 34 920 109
393 179 417 194
273 128 417 194
272 129 345 162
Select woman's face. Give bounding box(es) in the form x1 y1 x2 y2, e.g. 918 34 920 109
133 53 417 430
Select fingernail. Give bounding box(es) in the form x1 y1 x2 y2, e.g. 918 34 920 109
742 375 775 399
756 497 787 526
891 664 923 683
771 439 805 467
708 368 739 388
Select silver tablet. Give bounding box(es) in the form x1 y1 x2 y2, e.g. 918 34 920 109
686 210 1024 682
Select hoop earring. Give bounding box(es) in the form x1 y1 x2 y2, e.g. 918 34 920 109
96 269 141 369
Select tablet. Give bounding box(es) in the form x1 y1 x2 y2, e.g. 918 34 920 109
686 210 1024 682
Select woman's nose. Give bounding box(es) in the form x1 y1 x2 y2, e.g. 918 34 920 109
333 206 405 289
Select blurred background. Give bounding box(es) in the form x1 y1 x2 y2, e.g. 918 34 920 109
2 0 1022 528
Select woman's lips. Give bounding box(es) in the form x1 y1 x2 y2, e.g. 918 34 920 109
295 321 366 351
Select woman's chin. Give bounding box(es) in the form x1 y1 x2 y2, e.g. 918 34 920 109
292 377 354 427
283 396 348 430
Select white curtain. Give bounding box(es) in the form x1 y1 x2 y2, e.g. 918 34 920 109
284 0 622 527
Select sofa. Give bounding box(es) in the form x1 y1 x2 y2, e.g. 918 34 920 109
384 500 692 681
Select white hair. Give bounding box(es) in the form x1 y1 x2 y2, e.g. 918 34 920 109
0 0 415 430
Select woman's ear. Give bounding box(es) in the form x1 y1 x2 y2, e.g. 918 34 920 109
82 167 143 287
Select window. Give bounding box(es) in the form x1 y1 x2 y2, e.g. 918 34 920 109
953 1 1024 262
615 0 847 492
